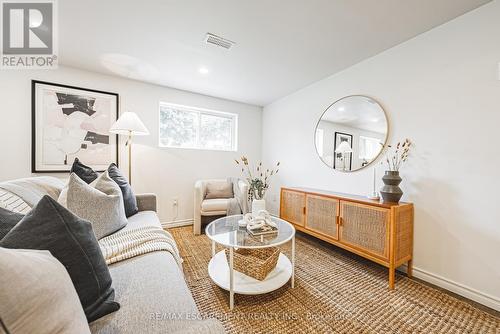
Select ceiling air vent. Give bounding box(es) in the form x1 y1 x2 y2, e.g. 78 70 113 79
204 33 235 50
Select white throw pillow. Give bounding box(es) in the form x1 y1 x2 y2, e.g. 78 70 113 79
59 172 127 239
0 247 91 334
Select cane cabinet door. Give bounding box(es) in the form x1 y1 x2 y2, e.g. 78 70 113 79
305 194 339 240
339 201 390 260
280 189 306 226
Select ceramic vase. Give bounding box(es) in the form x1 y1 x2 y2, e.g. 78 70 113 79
251 199 266 217
380 171 403 203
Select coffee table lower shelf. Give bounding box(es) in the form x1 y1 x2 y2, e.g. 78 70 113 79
208 250 292 295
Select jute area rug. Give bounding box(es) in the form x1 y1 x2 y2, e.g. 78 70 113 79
170 226 499 334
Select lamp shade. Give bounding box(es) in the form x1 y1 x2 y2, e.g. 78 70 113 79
335 141 353 153
110 112 149 136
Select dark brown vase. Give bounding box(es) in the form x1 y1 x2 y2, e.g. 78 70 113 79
380 171 403 203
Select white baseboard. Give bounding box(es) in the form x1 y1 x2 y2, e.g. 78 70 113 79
400 264 500 312
161 219 194 229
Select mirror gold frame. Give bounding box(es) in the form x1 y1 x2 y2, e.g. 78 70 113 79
314 95 389 173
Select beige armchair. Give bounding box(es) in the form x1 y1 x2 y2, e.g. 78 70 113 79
194 179 248 235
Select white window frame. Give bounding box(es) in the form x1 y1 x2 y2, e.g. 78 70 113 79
358 135 381 160
158 102 238 152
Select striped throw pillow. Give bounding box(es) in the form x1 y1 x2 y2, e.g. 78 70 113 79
0 189 31 214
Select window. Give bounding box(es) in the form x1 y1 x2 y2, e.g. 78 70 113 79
159 103 237 151
359 136 382 160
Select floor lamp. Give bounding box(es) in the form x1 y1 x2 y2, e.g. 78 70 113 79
335 141 353 171
110 112 149 185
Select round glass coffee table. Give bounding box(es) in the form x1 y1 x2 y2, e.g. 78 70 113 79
205 215 296 310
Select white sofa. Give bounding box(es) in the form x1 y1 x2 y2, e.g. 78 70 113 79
193 179 248 235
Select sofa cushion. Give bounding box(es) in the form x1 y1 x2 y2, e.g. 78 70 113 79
0 195 120 323
205 180 233 199
0 207 24 240
90 251 204 333
0 247 91 334
62 172 127 239
201 198 229 212
71 157 99 184
108 163 138 217
126 210 162 231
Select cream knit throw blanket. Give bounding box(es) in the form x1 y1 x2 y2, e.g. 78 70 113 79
99 226 183 267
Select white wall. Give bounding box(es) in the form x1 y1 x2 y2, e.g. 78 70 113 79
0 66 262 224
262 1 500 310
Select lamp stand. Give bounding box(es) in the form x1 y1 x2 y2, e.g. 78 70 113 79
367 168 380 200
127 130 132 185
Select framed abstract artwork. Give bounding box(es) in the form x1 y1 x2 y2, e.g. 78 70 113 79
32 80 119 172
333 131 353 171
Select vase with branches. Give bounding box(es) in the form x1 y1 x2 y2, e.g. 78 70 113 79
380 138 412 203
235 156 280 214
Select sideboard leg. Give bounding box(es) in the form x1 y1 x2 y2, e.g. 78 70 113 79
389 266 395 290
407 259 413 278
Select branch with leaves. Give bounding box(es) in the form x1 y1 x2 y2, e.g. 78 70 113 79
235 156 280 201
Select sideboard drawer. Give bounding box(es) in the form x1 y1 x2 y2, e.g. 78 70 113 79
339 201 390 260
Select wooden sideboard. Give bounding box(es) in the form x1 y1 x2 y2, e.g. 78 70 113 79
280 187 414 289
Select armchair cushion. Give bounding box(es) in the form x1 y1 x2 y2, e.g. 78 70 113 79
194 178 249 235
205 180 233 199
201 198 229 212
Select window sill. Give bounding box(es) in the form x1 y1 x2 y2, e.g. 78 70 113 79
158 144 237 153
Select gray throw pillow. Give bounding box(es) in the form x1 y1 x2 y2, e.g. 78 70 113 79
0 196 120 323
71 157 98 184
61 172 127 239
0 207 24 240
205 180 234 199
0 247 91 334
108 163 138 217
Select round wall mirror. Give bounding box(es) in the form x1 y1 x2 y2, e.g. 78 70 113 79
314 95 388 172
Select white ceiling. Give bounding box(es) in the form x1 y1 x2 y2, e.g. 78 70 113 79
59 0 491 106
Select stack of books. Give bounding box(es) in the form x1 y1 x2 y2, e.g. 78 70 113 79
246 224 278 236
